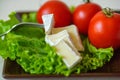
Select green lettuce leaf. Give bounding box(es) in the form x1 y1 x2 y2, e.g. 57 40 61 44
0 12 19 34
79 38 113 71
21 12 37 22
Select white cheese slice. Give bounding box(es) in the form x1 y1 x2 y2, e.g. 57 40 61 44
55 40 82 69
42 15 83 68
52 25 84 51
45 30 82 68
42 14 55 35
45 30 80 56
64 37 81 56
45 30 69 46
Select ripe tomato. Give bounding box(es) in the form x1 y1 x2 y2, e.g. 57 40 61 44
88 8 120 49
73 1 101 35
36 0 72 28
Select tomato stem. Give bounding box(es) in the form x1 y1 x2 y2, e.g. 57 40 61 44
102 8 113 17
83 0 91 3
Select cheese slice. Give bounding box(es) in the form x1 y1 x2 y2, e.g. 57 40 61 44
42 14 83 68
45 30 69 46
42 14 55 34
52 25 84 51
55 40 82 69
45 30 80 56
45 30 82 68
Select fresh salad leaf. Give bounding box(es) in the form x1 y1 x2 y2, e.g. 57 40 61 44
21 12 37 22
79 38 113 72
0 31 69 76
0 12 114 76
3 33 66 75
0 12 19 34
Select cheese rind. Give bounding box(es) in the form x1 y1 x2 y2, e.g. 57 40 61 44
52 25 84 51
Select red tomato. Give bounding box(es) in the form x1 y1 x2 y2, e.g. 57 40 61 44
36 0 72 28
73 2 101 35
88 9 120 49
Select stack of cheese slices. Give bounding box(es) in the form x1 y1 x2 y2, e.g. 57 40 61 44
42 14 84 69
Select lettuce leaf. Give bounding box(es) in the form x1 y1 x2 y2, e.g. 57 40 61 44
3 33 66 75
0 12 19 34
21 12 37 22
79 38 113 72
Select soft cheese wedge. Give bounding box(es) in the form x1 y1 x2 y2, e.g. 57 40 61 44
42 14 83 69
45 30 80 56
52 25 84 51
55 40 82 69
45 30 82 68
45 30 70 46
42 14 54 34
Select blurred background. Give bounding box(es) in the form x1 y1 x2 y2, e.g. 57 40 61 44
0 0 120 20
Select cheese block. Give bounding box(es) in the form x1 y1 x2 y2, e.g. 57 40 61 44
45 30 69 46
45 30 80 56
42 15 83 68
52 25 84 51
42 14 55 35
45 30 82 68
55 40 82 69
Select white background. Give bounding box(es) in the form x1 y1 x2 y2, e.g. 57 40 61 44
0 0 120 20
0 0 120 80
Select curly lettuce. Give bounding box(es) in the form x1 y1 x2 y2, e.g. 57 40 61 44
0 12 19 34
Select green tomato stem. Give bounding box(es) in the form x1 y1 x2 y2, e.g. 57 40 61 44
102 7 113 17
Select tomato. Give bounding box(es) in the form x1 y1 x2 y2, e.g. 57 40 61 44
73 1 101 35
88 8 120 49
36 0 72 28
